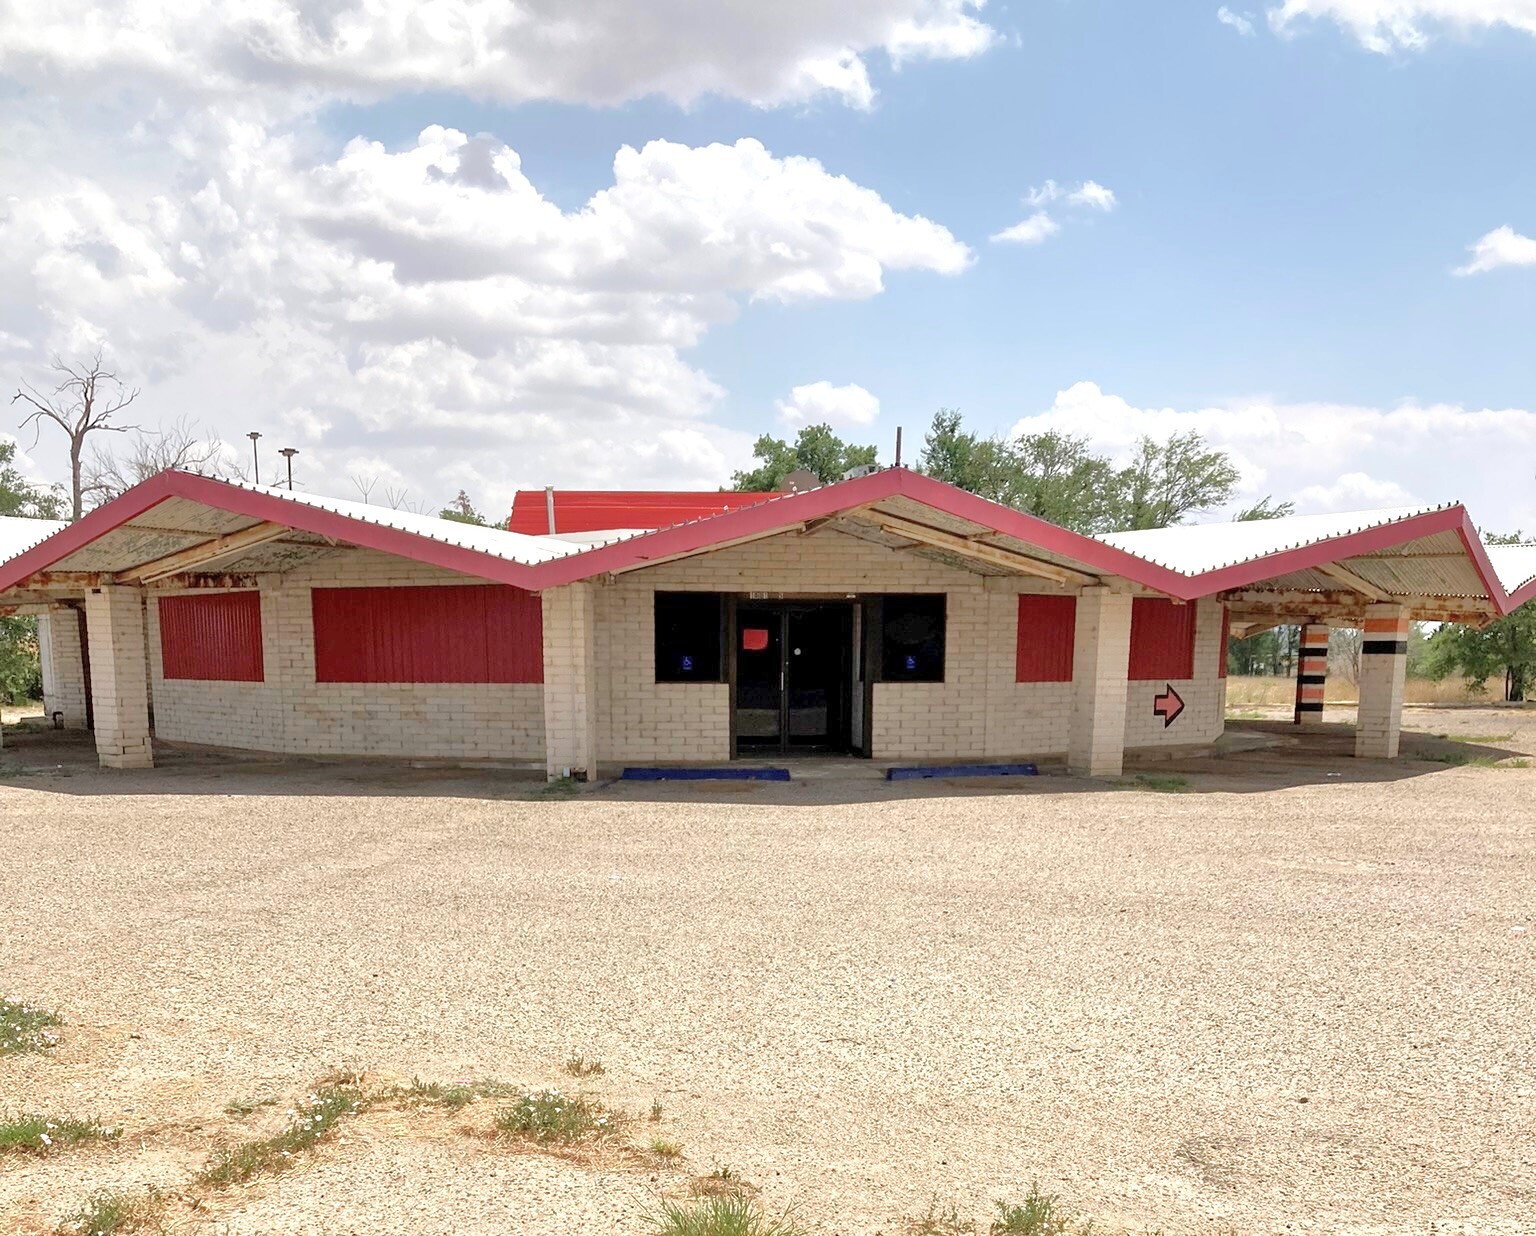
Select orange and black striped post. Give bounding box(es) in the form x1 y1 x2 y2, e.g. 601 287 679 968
1293 623 1329 724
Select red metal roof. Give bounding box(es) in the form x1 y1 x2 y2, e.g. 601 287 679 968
508 490 778 534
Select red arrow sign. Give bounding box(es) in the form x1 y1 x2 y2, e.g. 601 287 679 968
1153 683 1185 727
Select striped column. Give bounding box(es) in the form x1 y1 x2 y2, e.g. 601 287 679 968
1355 604 1409 759
1293 623 1329 725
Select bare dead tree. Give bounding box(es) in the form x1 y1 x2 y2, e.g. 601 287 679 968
82 416 238 506
12 349 141 519
350 475 378 503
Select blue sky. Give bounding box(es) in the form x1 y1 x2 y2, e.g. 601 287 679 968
2 1 1534 526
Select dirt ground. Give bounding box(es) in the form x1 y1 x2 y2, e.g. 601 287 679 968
2 706 1534 1235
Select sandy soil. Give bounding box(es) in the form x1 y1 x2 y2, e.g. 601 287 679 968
2 708 1535 1235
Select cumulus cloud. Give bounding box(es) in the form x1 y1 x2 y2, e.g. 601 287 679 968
0 0 997 111
1217 7 1258 35
990 211 1061 245
1455 225 1536 275
1267 1 1536 51
992 180 1116 247
0 112 969 511
776 381 881 427
1011 380 1536 532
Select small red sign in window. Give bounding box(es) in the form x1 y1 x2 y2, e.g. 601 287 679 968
742 627 769 651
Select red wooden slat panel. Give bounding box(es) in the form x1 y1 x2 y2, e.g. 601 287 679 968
1015 595 1076 683
1129 597 1196 681
160 592 264 682
311 584 542 684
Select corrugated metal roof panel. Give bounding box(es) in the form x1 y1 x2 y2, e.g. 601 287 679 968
1097 505 1451 574
1485 544 1536 595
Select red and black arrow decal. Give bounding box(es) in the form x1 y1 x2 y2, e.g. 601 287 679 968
1153 683 1184 728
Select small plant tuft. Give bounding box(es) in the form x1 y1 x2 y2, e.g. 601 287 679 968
0 1113 118 1156
1114 774 1190 793
649 1135 684 1160
649 1194 809 1236
907 1196 974 1235
0 999 63 1056
691 1165 759 1199
650 1100 664 1122
198 1082 365 1188
990 1185 1084 1235
493 1089 615 1145
564 1054 606 1077
223 1096 278 1119
529 775 584 799
398 1077 520 1112
56 1186 164 1235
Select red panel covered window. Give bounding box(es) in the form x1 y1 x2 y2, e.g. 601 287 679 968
1015 595 1076 683
160 592 264 682
1128 597 1196 681
311 585 543 684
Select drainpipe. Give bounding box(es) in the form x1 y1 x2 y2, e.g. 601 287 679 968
545 486 557 535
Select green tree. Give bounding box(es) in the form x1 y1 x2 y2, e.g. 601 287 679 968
1421 532 1536 700
1234 496 1297 522
1112 431 1242 531
918 409 1242 533
731 424 877 491
0 441 66 519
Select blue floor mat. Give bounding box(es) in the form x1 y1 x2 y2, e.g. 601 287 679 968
621 767 792 782
885 762 1038 781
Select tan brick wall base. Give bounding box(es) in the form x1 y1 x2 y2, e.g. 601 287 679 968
39 608 89 729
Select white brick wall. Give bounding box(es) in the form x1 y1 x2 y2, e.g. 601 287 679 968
84 586 154 768
39 607 89 728
147 550 545 762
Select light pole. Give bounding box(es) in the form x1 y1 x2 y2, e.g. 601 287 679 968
247 431 262 485
279 447 298 490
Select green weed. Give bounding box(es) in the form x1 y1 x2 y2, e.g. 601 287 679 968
1113 774 1190 793
198 1083 365 1188
0 999 62 1056
493 1089 616 1145
649 1194 809 1236
55 1187 164 1235
907 1196 974 1235
564 1054 606 1077
990 1185 1085 1234
0 1113 118 1156
396 1077 520 1112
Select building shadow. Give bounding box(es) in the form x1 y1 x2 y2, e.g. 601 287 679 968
0 718 1528 805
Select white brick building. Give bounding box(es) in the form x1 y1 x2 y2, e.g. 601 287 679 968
1 470 1532 778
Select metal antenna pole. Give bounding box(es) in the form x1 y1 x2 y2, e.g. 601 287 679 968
279 447 298 490
247 431 262 484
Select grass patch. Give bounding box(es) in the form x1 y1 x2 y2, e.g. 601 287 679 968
56 1187 164 1236
198 1082 365 1188
528 775 584 799
493 1089 617 1145
0 1113 118 1156
990 1186 1084 1235
691 1165 758 1199
907 1197 974 1235
564 1054 605 1077
649 1135 684 1160
1225 709 1267 720
0 999 63 1056
1423 752 1529 768
1446 733 1516 744
649 1195 809 1236
395 1077 520 1112
1113 774 1190 793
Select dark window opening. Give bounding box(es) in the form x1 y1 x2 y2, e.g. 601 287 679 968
876 594 946 682
655 591 725 682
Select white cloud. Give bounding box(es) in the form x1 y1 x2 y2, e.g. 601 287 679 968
1268 1 1536 51
0 0 997 112
0 112 969 509
1217 6 1258 35
1455 225 1536 275
776 381 881 427
1066 180 1117 211
990 211 1061 245
1010 380 1536 532
993 179 1115 247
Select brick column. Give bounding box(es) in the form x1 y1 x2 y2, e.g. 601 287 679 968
83 586 154 769
39 606 89 729
1355 604 1409 759
541 582 598 781
1293 623 1328 725
1068 587 1133 777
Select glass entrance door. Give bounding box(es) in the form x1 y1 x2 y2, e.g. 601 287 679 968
733 602 854 755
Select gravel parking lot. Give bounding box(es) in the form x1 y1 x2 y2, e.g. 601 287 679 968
2 709 1534 1234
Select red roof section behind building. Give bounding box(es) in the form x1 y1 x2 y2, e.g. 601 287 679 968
509 490 778 535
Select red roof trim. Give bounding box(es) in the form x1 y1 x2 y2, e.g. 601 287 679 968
0 470 1526 616
509 489 777 534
